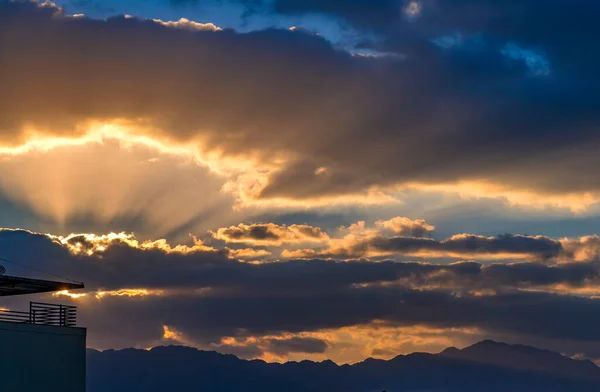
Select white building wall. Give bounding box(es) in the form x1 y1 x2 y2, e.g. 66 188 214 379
0 321 86 392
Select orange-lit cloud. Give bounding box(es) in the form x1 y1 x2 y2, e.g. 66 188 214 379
227 248 272 259
401 181 600 213
160 325 198 347
559 236 600 263
163 325 181 340
146 323 482 364
375 216 435 237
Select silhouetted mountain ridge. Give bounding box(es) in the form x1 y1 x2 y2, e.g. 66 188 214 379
87 340 600 391
440 339 600 381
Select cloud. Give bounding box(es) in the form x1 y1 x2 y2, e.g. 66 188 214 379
559 236 600 263
212 223 329 245
501 43 550 76
179 334 329 361
1 0 600 211
4 0 600 363
51 232 216 255
371 233 562 260
74 283 600 358
4 223 600 298
151 17 221 31
286 218 563 261
403 1 421 20
5 226 600 361
375 216 434 237
227 247 272 259
266 336 329 356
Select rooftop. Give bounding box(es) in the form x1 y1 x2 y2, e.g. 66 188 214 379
0 275 84 297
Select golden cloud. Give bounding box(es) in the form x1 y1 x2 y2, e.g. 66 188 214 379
559 236 600 263
227 248 272 259
402 181 600 213
49 232 216 256
178 324 482 364
375 216 435 237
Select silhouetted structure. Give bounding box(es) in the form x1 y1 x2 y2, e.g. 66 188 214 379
0 269 85 391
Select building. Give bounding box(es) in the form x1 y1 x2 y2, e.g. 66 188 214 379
0 273 85 392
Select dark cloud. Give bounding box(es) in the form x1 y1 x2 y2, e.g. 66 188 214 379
221 225 279 241
382 233 562 259
235 0 600 81
267 336 328 356
257 0 600 75
75 284 600 351
313 233 563 260
0 229 592 294
207 335 329 359
2 1 600 202
4 229 600 350
211 223 328 245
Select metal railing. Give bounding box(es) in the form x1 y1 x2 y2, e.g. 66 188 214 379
0 302 77 327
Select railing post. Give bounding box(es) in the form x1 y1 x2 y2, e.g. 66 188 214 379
4 302 78 326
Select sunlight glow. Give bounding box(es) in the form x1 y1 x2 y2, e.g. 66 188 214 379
0 122 595 218
0 121 260 176
95 288 164 299
53 290 87 299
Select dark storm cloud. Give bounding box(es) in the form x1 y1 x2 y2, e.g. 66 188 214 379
2 1 600 200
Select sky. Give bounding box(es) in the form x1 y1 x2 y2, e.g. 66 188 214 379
2 0 600 365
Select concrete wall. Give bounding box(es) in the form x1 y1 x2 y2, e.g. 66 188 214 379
0 321 86 392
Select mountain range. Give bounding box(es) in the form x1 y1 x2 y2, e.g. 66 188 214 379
87 340 600 391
